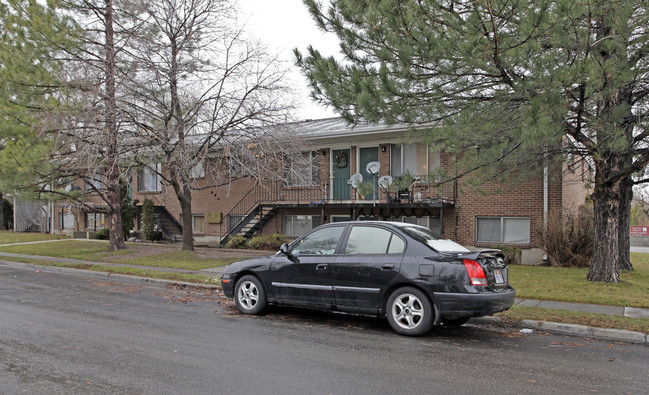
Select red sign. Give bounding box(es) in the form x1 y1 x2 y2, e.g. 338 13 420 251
630 226 649 236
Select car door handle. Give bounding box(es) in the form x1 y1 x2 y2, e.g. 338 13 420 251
381 264 395 271
316 264 328 270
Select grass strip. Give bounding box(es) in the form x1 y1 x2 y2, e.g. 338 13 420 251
496 306 649 335
117 250 240 270
0 231 70 244
508 256 649 308
0 257 220 285
0 241 239 270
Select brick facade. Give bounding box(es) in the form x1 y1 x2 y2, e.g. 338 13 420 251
54 118 591 264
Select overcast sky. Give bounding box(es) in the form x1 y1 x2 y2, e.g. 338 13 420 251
238 0 340 120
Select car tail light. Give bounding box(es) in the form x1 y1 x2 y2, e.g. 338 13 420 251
464 259 488 286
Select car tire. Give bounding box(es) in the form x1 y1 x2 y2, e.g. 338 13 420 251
386 287 433 336
442 317 470 327
234 275 268 315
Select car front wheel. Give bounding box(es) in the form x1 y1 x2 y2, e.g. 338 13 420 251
386 287 433 336
234 275 268 315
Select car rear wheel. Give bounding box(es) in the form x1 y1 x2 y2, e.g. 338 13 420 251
386 287 433 336
234 275 268 315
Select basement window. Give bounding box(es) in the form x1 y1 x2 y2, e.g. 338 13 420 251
476 217 530 244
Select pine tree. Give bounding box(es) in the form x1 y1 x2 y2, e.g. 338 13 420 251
297 0 649 282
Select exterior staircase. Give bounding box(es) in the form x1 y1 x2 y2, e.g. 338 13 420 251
220 205 278 247
153 206 183 242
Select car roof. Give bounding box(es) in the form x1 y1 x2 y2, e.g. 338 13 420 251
323 221 426 229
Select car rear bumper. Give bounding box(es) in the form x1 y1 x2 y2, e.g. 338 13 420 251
434 289 516 319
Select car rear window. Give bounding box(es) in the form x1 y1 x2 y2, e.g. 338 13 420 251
401 225 470 253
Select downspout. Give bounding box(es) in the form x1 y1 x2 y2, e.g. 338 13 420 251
543 165 549 262
543 166 548 229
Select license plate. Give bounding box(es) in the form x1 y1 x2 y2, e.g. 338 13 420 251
494 269 504 284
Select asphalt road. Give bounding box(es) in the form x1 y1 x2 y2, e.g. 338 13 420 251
1 264 648 395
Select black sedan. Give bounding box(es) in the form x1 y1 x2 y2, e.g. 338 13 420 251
221 221 515 336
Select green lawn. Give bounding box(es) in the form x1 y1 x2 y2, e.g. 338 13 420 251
0 240 134 260
0 240 239 270
0 231 70 244
508 253 649 308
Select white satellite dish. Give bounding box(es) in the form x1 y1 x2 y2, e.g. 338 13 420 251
65 185 72 192
378 175 393 189
366 161 381 175
349 173 364 188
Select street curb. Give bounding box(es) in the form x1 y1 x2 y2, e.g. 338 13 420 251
0 260 220 290
521 319 648 344
470 316 647 344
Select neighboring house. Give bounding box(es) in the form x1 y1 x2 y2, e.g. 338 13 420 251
53 117 591 264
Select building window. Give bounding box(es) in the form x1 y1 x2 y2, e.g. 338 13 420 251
283 215 321 237
390 143 440 178
284 152 320 187
137 164 162 192
85 174 104 191
193 215 205 233
476 217 530 244
190 161 205 179
85 212 106 231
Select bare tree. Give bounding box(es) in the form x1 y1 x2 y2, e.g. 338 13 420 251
37 0 147 250
124 0 295 250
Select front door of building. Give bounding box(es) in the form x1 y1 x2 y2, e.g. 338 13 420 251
359 147 379 200
332 149 351 200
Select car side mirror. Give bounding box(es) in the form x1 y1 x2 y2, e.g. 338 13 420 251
279 243 300 263
279 243 291 256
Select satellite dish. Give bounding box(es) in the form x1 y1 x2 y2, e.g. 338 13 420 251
378 175 393 189
349 173 363 188
366 161 381 175
65 185 72 192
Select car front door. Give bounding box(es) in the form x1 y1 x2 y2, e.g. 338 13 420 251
268 226 345 308
333 225 405 311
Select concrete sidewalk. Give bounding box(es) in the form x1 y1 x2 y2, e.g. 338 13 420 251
0 250 647 343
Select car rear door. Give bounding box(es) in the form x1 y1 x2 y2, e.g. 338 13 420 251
333 225 405 311
267 225 345 308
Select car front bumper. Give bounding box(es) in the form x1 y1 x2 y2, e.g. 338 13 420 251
434 288 516 319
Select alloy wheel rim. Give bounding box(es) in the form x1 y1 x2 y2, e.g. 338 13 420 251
238 281 259 310
391 293 424 330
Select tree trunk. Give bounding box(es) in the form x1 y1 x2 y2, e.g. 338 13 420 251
104 0 126 251
180 184 194 251
0 191 4 231
618 176 633 271
588 182 622 282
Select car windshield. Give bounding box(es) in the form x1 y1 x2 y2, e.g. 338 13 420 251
401 225 470 253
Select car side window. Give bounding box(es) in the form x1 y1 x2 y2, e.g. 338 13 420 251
345 226 405 254
291 226 344 255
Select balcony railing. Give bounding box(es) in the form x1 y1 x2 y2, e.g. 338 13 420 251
226 177 456 225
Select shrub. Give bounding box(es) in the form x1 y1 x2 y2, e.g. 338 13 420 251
537 206 593 268
142 199 158 241
500 246 522 266
95 228 110 240
247 234 288 250
225 235 248 249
